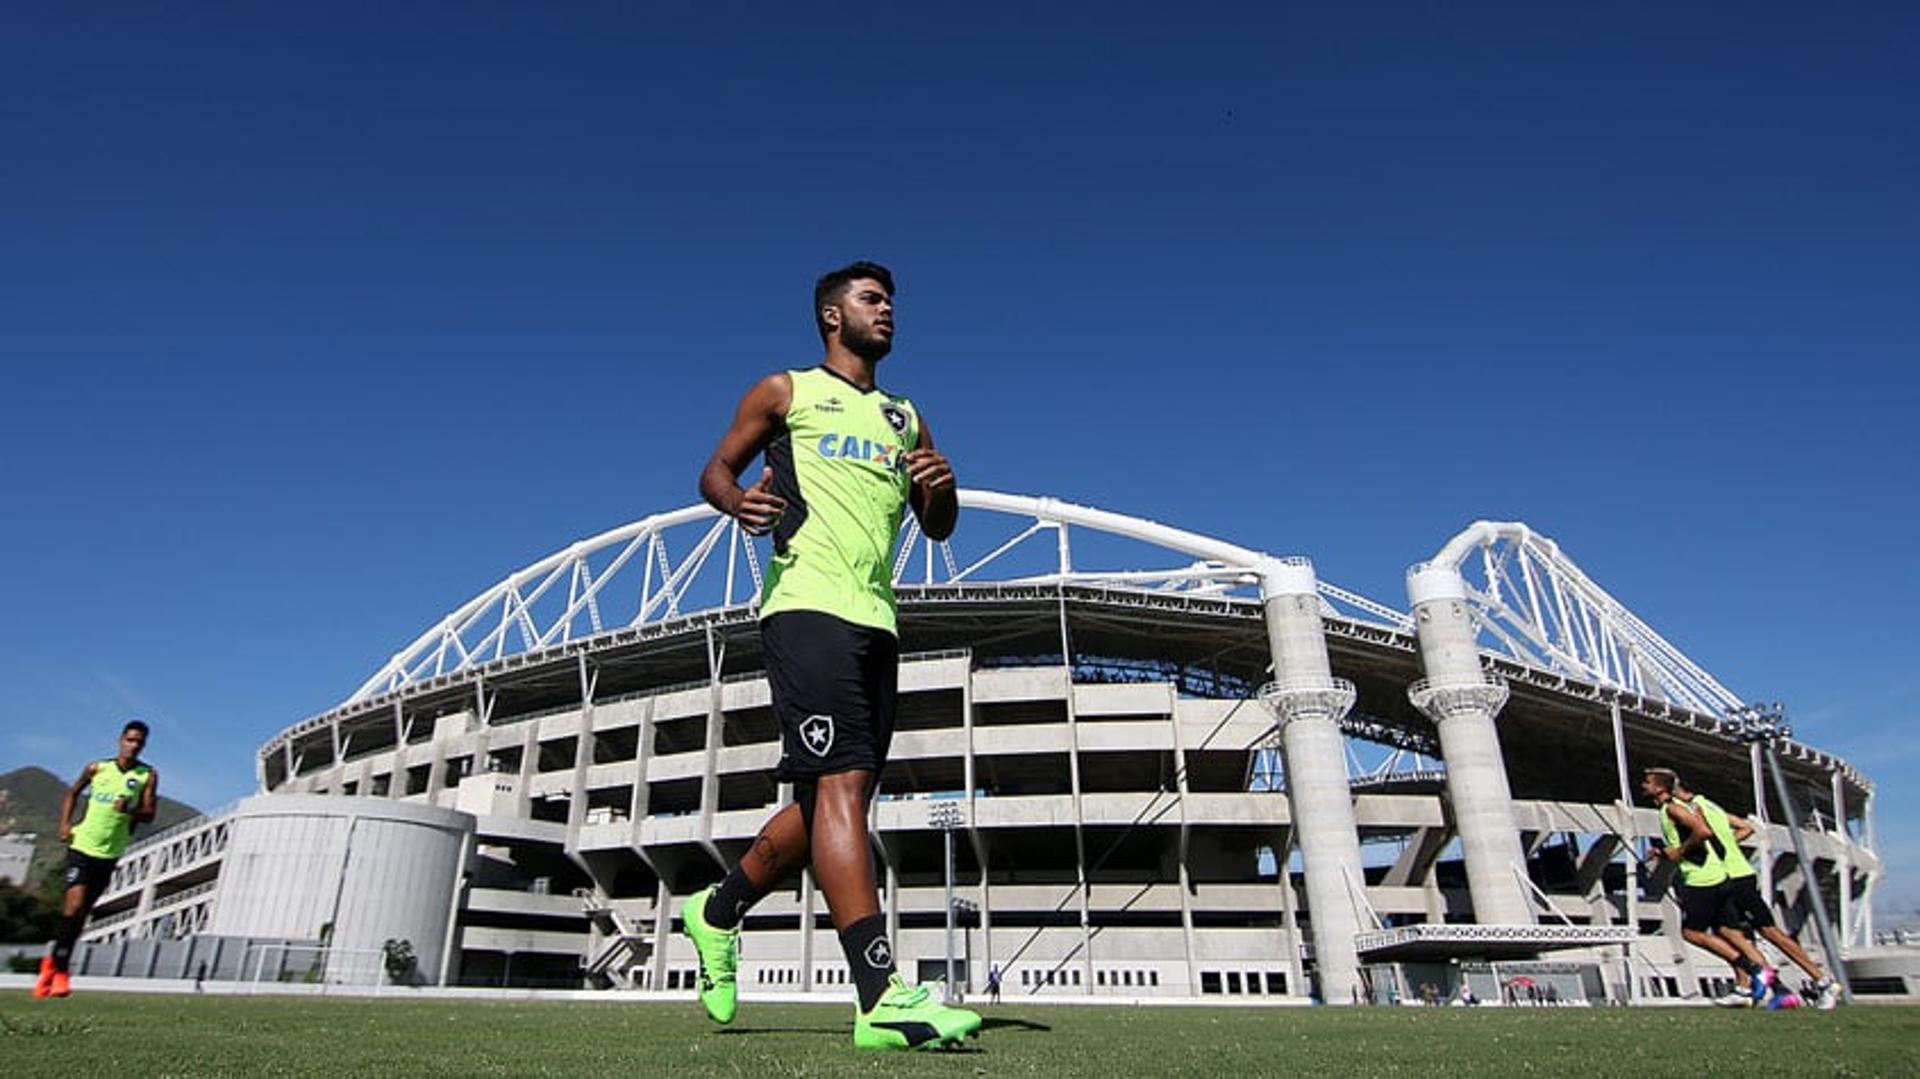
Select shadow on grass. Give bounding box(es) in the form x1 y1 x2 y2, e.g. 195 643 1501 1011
714 1026 844 1038
980 1017 1052 1033
714 1026 988 1054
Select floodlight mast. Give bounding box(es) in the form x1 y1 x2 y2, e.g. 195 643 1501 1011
930 800 964 1003
1729 701 1851 1001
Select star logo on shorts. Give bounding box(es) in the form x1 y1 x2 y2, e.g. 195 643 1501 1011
865 937 893 969
800 714 835 757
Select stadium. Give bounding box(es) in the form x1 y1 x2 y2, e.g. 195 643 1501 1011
72 492 1891 1004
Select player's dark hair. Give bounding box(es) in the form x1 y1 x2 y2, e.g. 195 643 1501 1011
124 719 149 737
1642 767 1678 793
813 261 894 341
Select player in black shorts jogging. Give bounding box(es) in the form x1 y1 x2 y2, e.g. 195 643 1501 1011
681 261 979 1050
1672 774 1841 1008
33 720 158 999
1640 767 1782 1006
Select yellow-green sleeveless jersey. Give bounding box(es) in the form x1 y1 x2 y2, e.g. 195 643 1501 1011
759 366 920 633
70 758 152 860
1693 795 1757 880
1659 794 1728 888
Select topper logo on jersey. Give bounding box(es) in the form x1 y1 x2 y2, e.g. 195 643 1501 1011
816 434 908 474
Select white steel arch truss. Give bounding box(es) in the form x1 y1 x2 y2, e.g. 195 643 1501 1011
347 500 1749 730
1419 521 1744 718
347 491 1411 705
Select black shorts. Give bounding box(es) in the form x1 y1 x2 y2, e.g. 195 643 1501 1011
1676 880 1732 932
63 848 117 896
762 610 898 781
1720 875 1777 931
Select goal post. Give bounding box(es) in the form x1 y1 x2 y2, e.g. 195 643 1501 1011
244 942 391 992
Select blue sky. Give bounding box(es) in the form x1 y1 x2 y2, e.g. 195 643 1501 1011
2 5 1914 916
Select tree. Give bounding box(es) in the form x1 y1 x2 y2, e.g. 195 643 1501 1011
382 938 418 986
0 864 63 944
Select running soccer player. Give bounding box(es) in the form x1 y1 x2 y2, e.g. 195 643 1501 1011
33 720 158 999
1639 767 1780 1005
1673 775 1843 1009
682 261 978 1051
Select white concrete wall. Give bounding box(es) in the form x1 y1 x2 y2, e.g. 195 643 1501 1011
0 833 35 886
206 795 472 984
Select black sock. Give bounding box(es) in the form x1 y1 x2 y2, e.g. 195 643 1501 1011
52 915 82 973
1737 957 1762 977
705 864 768 932
839 913 896 1012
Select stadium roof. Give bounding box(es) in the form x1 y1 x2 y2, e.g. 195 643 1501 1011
261 492 1866 800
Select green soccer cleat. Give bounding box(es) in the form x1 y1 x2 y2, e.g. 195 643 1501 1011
854 974 983 1051
681 886 739 1024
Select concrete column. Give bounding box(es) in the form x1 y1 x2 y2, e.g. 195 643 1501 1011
1057 596 1096 991
134 878 155 937
697 628 725 869
650 878 672 991
388 704 408 799
566 691 592 839
1862 790 1876 942
1254 557 1365 1006
885 860 900 958
1405 562 1532 926
1750 743 1773 899
518 724 539 820
800 867 816 992
424 748 446 804
1276 833 1305 997
1607 699 1638 1003
1167 688 1200 996
1832 772 1852 949
1175 851 1199 996
439 828 472 986
630 697 655 851
961 658 976 800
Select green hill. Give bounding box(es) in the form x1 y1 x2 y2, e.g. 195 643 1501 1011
0 766 201 889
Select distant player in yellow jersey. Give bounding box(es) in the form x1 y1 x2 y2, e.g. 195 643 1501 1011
680 261 979 1050
33 720 158 999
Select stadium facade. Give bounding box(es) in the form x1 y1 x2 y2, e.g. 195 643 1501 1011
76 492 1896 1002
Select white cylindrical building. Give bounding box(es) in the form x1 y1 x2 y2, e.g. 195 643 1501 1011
206 795 472 984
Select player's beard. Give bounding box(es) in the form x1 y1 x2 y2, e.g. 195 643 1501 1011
842 321 892 362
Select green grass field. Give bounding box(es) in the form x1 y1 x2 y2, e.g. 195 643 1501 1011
3 993 1915 1077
